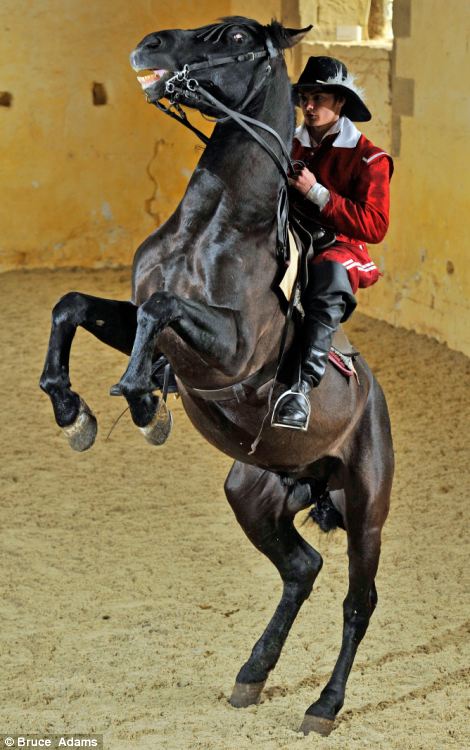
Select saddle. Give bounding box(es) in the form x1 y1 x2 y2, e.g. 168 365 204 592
289 199 337 255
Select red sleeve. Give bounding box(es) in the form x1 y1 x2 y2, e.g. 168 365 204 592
320 155 392 244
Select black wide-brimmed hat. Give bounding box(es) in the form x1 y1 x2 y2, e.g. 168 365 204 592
293 56 371 122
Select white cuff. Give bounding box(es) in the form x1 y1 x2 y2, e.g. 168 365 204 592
305 183 330 211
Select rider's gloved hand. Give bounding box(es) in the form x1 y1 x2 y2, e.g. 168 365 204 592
288 166 317 195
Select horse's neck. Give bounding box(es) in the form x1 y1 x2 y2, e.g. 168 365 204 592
151 66 294 383
195 65 293 225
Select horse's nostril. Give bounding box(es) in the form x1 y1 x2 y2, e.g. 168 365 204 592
147 37 162 50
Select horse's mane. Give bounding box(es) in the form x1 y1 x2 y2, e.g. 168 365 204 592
193 16 296 142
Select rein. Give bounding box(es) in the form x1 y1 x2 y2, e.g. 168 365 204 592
150 35 304 452
151 38 297 182
196 85 292 182
151 38 305 265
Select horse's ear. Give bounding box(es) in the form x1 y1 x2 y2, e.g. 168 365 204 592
278 25 313 49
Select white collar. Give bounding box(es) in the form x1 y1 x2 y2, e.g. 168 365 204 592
294 116 362 149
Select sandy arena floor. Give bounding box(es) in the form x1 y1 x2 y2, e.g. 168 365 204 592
0 268 469 750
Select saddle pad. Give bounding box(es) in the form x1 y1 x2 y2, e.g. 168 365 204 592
328 347 358 381
279 229 299 301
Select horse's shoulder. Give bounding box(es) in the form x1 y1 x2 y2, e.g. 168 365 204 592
187 167 226 197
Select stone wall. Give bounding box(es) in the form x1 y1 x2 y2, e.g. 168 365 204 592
299 0 393 41
297 0 470 355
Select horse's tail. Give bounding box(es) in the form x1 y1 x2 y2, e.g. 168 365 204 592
308 489 345 532
286 478 345 532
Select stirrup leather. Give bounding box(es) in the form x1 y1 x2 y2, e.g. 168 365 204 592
271 389 311 432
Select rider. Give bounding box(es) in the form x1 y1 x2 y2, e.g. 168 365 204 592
272 56 393 431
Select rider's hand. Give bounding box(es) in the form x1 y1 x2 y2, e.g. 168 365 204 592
288 167 317 196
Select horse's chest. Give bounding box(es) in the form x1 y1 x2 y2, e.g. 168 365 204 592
134 234 252 311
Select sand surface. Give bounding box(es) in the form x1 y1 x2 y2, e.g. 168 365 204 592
0 268 469 749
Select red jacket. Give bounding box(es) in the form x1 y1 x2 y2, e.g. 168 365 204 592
291 117 393 289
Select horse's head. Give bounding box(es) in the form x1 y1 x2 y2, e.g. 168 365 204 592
130 17 311 114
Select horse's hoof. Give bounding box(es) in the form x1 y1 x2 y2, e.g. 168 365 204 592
299 713 335 737
62 398 97 452
139 399 173 446
229 680 266 708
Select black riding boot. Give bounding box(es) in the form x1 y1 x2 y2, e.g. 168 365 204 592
272 261 356 431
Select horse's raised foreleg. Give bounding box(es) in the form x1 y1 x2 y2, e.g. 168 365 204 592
111 290 239 400
40 292 140 449
224 462 323 708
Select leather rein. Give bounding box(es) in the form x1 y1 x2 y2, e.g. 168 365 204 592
149 34 303 449
152 36 298 182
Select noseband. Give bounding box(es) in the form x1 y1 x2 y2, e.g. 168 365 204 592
163 31 279 106
164 47 273 104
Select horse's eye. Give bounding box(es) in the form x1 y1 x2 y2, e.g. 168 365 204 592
232 32 245 44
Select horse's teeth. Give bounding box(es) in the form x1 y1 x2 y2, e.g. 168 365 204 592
136 70 166 90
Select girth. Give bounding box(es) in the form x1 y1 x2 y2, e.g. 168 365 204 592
177 356 279 403
177 328 357 403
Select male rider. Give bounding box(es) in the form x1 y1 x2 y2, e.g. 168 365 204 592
272 56 393 431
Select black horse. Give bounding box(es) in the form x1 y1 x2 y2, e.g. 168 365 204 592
40 17 393 736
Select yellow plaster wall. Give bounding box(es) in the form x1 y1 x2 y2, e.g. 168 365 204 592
359 0 470 355
1 1 469 354
0 0 231 272
231 0 282 23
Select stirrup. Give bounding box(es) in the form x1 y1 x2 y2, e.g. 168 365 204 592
271 389 311 432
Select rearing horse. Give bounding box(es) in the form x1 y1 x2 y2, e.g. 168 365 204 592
40 17 393 736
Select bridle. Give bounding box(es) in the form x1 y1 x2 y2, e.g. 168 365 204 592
147 29 311 452
147 27 318 455
151 34 299 183
149 31 304 262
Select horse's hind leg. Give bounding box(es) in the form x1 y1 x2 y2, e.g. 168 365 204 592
301 388 393 735
224 461 323 707
39 293 140 450
300 513 383 736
